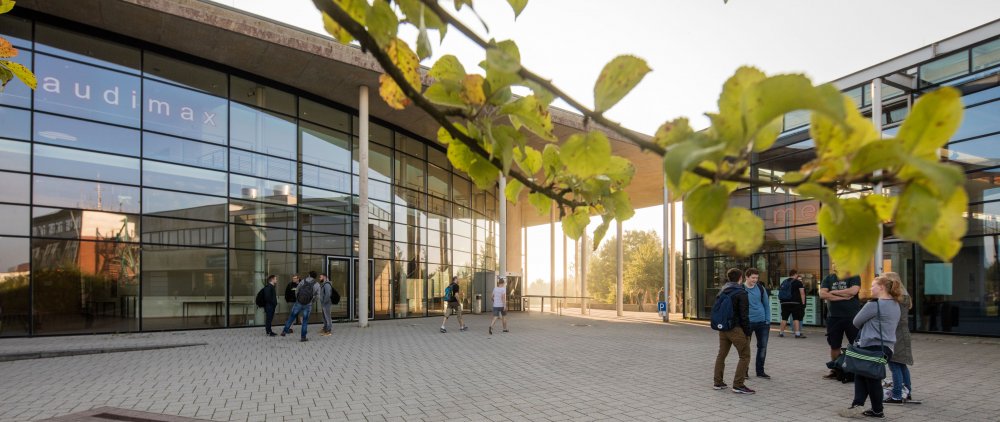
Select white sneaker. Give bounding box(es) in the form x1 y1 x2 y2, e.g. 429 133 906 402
837 405 864 418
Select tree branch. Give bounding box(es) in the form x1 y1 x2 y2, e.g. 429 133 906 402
418 0 667 156
312 0 584 209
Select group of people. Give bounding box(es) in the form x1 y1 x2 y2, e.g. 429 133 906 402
257 273 512 341
256 271 339 342
712 267 915 419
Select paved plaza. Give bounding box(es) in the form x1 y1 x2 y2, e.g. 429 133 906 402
0 310 998 421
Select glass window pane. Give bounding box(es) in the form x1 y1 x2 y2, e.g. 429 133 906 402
0 138 30 172
299 209 351 235
950 100 1000 142
230 149 295 182
230 102 297 159
301 122 351 172
0 106 31 140
966 201 1000 236
972 38 1000 71
0 13 31 48
299 98 350 133
230 224 296 251
143 132 227 170
0 236 29 337
143 160 227 195
302 163 350 193
32 207 138 241
353 139 392 183
32 238 140 334
300 186 352 214
453 176 470 207
33 144 140 185
35 54 141 127
33 176 139 212
353 119 392 147
0 204 29 236
0 51 32 108
143 79 228 144
229 199 296 228
142 188 226 220
229 174 296 206
141 245 226 330
967 172 1000 203
35 112 140 156
920 51 969 86
229 76 295 115
36 23 140 73
299 232 351 255
783 109 810 131
141 216 226 247
945 134 1000 172
843 86 864 108
396 133 424 158
228 250 295 327
398 154 424 191
914 236 1000 335
351 177 391 202
143 52 226 96
428 164 449 199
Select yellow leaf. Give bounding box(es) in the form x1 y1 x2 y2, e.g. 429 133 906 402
0 60 34 89
378 39 421 110
0 0 13 14
704 207 763 257
460 74 486 106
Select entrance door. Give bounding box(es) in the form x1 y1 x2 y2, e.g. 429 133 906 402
326 256 374 321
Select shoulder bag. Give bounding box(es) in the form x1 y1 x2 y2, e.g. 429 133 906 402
842 300 888 379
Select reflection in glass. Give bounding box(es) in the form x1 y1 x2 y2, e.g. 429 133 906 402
143 52 226 96
396 133 424 158
230 174 297 205
950 100 1000 142
300 186 352 214
0 14 31 48
353 140 392 182
33 176 139 213
453 177 470 207
35 54 141 127
920 51 969 86
301 122 351 172
142 188 226 220
141 216 226 247
945 134 1000 172
229 200 296 228
32 207 138 242
299 209 351 235
34 144 140 184
0 139 30 172
915 235 1000 336
0 205 29 236
32 238 139 334
228 250 295 326
966 201 1000 236
299 232 351 256
230 224 296 252
299 98 350 133
230 76 296 115
143 79 228 144
36 23 140 73
0 236 29 336
143 132 227 170
143 160 227 195
972 38 1000 71
396 153 425 191
0 106 31 140
141 245 226 330
302 164 351 193
230 102 297 159
35 112 140 156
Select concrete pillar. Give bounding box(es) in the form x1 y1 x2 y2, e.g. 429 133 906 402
358 85 370 328
499 175 507 278
616 219 623 317
563 233 567 299
663 176 671 322
871 79 884 276
581 231 588 315
669 201 677 315
550 203 555 312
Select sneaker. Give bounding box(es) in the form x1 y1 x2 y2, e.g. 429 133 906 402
838 405 864 418
823 371 839 380
712 383 728 390
778 332 785 337
440 328 447 333
884 398 904 405
489 327 493 335
502 329 509 333
731 386 755 394
267 332 277 337
460 326 468 332
756 373 771 379
288 328 293 334
321 331 332 336
861 410 884 419
280 331 287 337
795 334 808 339
300 338 308 342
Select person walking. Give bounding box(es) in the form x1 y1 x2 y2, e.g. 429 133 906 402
838 275 902 419
778 269 807 338
262 275 279 336
319 273 333 336
440 276 468 333
743 268 772 379
281 271 320 342
882 272 915 405
283 275 301 333
712 268 754 394
489 277 508 335
821 266 862 379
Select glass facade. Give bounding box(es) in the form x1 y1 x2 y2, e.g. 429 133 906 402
684 35 1000 336
0 17 497 336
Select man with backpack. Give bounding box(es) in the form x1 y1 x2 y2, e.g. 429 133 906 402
440 276 468 333
778 269 807 338
281 271 320 342
742 268 772 379
319 274 334 336
712 268 754 394
256 275 278 337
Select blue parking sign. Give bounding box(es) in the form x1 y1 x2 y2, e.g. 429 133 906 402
657 301 666 312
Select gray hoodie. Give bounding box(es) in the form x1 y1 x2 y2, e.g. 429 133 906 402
853 299 900 351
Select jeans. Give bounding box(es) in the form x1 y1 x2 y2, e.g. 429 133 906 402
853 346 893 413
713 328 750 388
748 321 770 375
321 303 332 332
888 361 911 399
264 304 276 334
282 302 312 339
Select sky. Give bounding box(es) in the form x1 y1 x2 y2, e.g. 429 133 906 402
213 0 1000 283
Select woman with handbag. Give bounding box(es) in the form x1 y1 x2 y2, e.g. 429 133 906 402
883 272 914 405
838 275 902 419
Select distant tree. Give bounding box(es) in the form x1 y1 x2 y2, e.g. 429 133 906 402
587 230 663 304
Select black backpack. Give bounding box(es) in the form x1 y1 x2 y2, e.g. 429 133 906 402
778 277 794 302
710 289 739 331
255 287 266 308
296 280 316 305
330 284 340 305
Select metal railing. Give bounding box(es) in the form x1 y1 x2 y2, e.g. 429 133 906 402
519 295 593 316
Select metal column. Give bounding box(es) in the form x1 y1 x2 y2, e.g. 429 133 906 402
871 79 884 276
499 175 506 278
663 175 671 322
581 231 588 315
550 204 555 312
358 85 370 328
616 219 623 317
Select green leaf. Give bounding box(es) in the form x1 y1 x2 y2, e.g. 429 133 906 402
919 188 968 261
684 184 728 234
704 207 764 257
367 0 398 48
0 0 14 14
416 27 432 60
713 66 766 145
894 183 941 241
794 182 838 205
321 0 369 44
396 0 447 35
513 145 542 175
818 199 880 277
652 117 693 149
561 131 611 179
744 76 845 142
528 192 551 216
520 79 555 106
811 96 878 159
593 55 650 112
0 64 11 89
504 178 524 204
467 157 499 190
609 190 634 221
321 12 353 44
485 41 521 74
897 87 963 160
488 124 520 174
506 0 528 18
848 140 905 176
605 156 634 186
899 158 964 200
541 144 561 180
591 216 612 249
561 206 591 240
864 194 897 223
781 171 807 184
424 82 465 108
751 116 783 152
662 136 725 189
446 136 477 172
0 60 34 90
500 95 554 141
429 55 466 82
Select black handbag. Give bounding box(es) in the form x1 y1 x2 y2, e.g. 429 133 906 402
842 300 888 379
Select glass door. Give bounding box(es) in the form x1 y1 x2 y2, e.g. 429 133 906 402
326 257 351 320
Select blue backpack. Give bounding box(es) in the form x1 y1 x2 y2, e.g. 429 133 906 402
778 277 794 302
710 289 740 331
443 284 455 302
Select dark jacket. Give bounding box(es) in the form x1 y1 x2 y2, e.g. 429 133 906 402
284 281 298 303
262 283 278 308
720 282 750 336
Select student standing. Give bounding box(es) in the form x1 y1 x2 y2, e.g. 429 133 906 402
281 271 320 342
743 268 771 379
489 277 509 335
883 272 915 405
262 275 278 336
778 269 807 338
284 275 301 333
820 267 862 378
712 268 754 394
319 274 333 336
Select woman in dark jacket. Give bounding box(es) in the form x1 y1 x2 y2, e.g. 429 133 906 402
883 272 914 404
